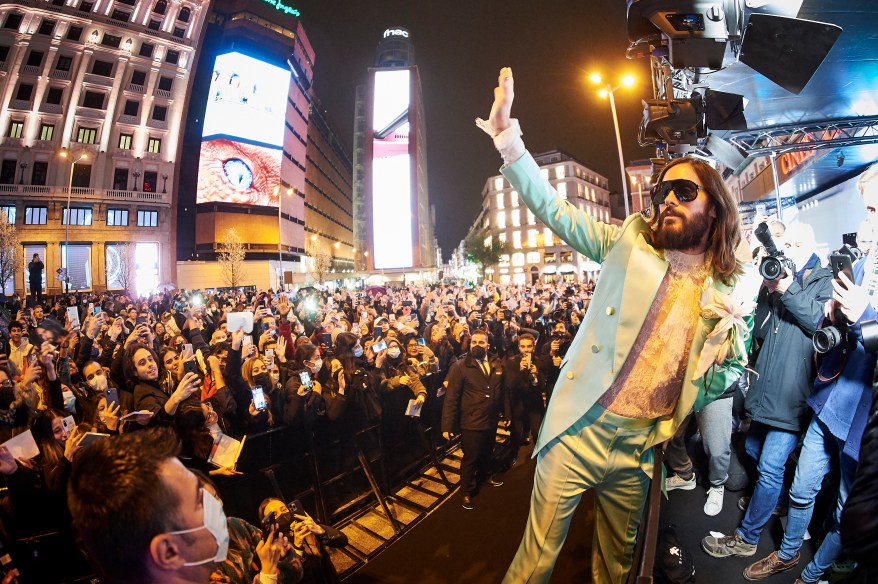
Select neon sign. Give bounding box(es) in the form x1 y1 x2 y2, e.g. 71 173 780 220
383 28 409 38
260 0 300 17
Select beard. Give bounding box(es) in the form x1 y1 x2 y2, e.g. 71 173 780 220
652 207 713 251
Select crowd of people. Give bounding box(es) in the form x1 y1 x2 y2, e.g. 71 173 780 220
0 276 594 583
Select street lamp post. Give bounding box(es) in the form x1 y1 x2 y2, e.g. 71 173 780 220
589 73 636 218
60 151 88 293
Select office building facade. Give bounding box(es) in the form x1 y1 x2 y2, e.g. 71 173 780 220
0 0 208 295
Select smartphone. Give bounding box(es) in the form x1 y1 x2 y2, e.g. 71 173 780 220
182 343 193 357
61 415 76 434
298 370 312 389
372 328 383 341
416 337 426 346
321 332 332 347
288 499 304 517
136 316 148 325
264 348 275 367
372 340 387 353
251 385 267 411
27 353 38 366
93 305 102 316
105 387 119 409
402 301 413 307
242 335 253 347
78 432 110 447
261 510 277 537
830 253 854 287
261 322 269 332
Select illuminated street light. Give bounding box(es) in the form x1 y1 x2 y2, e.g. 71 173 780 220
276 185 296 291
59 150 88 293
589 72 636 217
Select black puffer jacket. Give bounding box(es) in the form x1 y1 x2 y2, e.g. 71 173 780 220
744 264 833 432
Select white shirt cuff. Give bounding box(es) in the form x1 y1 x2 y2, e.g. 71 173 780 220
475 117 526 166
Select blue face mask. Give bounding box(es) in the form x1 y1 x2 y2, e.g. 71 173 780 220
62 390 76 412
353 346 363 358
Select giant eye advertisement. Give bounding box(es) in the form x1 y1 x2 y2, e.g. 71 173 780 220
371 69 413 269
196 52 290 206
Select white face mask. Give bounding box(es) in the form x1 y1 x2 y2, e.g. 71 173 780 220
387 347 401 359
270 372 281 385
309 359 323 374
62 390 76 412
166 489 229 566
89 373 108 392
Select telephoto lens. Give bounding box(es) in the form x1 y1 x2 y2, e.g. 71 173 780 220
861 320 878 353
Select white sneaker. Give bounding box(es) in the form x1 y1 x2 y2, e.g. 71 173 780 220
666 473 696 491
704 486 725 516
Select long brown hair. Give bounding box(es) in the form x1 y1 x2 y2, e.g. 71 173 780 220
645 157 743 285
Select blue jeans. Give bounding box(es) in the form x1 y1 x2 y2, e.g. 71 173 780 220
778 417 858 583
736 422 799 544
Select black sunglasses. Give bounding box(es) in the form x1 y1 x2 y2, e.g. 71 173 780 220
650 178 709 205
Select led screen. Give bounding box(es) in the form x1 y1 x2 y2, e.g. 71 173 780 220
371 69 413 269
197 52 290 205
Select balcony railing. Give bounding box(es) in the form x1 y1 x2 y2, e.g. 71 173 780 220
77 106 106 119
118 114 139 125
0 184 170 205
49 69 71 80
154 88 172 99
83 73 114 88
21 64 40 75
147 119 167 130
126 83 145 93
9 99 31 110
39 103 63 114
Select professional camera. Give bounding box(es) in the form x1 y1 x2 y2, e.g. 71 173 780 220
754 221 795 281
813 245 869 354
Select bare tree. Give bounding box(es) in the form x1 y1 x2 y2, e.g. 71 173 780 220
217 227 247 288
311 252 332 285
0 212 24 296
107 243 136 294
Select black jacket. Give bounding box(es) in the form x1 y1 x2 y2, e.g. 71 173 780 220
841 382 878 569
744 265 833 432
441 353 508 433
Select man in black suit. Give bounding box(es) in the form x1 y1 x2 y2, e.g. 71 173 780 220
442 329 509 510
503 333 547 464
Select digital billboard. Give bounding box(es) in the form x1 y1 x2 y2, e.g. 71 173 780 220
196 52 290 206
371 69 413 269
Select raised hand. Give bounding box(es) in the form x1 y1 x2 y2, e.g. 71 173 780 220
486 68 514 135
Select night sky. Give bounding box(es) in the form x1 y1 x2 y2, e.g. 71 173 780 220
293 0 653 257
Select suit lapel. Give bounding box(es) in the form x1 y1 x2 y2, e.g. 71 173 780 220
614 233 669 372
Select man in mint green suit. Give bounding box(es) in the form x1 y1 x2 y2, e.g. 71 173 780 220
477 68 759 583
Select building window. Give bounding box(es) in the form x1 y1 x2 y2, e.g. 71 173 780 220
62 207 93 225
496 211 506 229
512 231 522 249
3 13 23 30
151 105 167 122
560 251 573 263
25 206 47 225
147 137 161 153
493 177 504 190
528 229 538 248
178 6 191 21
544 227 554 247
0 161 14 184
499 232 507 245
139 42 154 58
119 133 133 149
106 208 128 226
26 51 44 67
148 19 161 31
45 86 63 104
137 210 158 227
0 46 9 62
76 126 97 144
71 163 91 187
526 251 540 264
66 25 83 41
0 205 15 224
526 208 535 225
142 171 157 193
37 19 55 36
555 165 566 179
544 252 556 263
511 209 521 227
79 1 94 13
7 120 23 138
15 84 33 102
157 76 173 91
31 161 48 185
91 59 113 76
60 244 92 290
82 91 105 109
512 252 525 266
109 9 130 23
495 192 504 210
101 33 122 48
55 55 72 71
153 0 167 14
172 26 185 38
123 100 139 117
165 50 180 65
39 123 54 141
112 168 129 190
557 182 567 199
483 235 491 248
131 70 147 86
510 190 519 208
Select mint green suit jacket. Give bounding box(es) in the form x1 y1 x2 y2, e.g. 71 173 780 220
501 153 755 458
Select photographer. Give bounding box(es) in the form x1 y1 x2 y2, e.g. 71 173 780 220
502 333 547 467
700 222 831 534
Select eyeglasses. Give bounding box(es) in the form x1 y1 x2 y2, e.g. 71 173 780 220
650 178 710 205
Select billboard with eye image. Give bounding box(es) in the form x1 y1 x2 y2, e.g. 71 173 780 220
196 52 290 206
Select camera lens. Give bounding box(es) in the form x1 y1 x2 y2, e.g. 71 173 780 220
813 326 842 354
759 256 783 281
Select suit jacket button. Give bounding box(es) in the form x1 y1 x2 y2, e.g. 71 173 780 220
566 371 574 379
591 344 601 353
606 307 616 316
